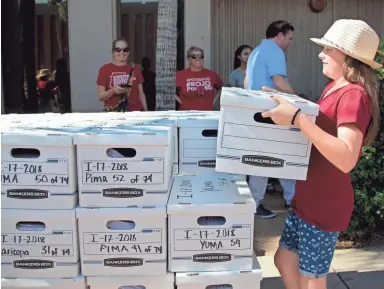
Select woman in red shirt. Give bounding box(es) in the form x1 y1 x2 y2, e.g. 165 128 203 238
97 38 148 112
262 20 381 289
176 46 223 110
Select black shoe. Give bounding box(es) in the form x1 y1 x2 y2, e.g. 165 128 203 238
255 204 276 219
285 201 291 207
285 201 292 211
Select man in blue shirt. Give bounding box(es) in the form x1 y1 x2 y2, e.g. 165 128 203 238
245 21 297 219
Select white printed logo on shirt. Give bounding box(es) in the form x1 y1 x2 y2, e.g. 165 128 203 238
109 72 136 88
186 77 213 92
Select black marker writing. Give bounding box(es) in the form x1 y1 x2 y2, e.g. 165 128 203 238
2 175 19 184
200 240 223 250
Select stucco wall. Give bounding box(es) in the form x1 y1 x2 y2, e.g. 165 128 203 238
211 0 384 100
68 0 117 112
184 0 212 69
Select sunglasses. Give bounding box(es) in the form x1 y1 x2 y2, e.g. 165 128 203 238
189 54 204 60
114 47 129 53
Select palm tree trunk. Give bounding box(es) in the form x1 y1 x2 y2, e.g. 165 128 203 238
55 15 63 59
1 0 24 113
155 0 178 111
20 0 38 112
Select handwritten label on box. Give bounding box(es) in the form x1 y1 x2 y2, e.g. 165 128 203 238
176 177 232 201
1 231 74 257
82 230 163 255
173 226 251 251
1 159 69 187
81 160 164 185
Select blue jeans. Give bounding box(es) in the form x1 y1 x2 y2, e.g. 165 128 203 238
248 176 296 206
279 211 338 278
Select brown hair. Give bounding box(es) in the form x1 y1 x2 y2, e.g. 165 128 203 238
112 38 129 52
343 56 381 145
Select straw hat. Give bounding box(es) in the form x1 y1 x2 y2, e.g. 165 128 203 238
36 69 50 78
310 19 382 69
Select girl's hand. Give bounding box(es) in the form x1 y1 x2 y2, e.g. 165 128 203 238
261 95 300 126
113 86 129 94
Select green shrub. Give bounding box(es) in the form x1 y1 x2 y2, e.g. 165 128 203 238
342 39 384 242
346 135 384 240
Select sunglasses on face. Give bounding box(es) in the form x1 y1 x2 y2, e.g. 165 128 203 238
189 54 204 60
114 47 129 53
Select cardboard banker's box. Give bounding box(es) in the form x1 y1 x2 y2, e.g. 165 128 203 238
178 114 220 175
178 114 244 180
176 253 262 289
74 125 173 207
1 127 77 209
216 87 320 180
116 114 180 175
87 274 174 289
76 206 167 276
167 175 256 272
1 209 79 278
1 275 86 289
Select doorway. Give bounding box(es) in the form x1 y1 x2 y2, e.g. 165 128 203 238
119 0 185 69
118 0 185 110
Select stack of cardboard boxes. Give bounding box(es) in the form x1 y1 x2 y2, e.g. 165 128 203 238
1 114 84 288
2 89 319 288
75 120 174 288
168 175 262 289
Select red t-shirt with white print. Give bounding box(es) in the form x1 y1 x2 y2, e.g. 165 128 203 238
293 82 372 232
97 62 144 111
176 68 223 110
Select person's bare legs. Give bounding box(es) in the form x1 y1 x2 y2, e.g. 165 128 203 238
300 275 327 289
276 248 328 289
274 248 301 289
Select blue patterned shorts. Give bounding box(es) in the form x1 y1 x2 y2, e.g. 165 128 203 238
279 211 339 278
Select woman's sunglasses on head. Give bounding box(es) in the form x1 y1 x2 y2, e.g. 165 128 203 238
189 54 204 60
114 47 129 52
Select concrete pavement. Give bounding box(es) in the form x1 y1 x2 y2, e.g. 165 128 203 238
253 191 384 288
257 246 384 289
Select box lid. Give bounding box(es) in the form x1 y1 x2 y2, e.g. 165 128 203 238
176 252 261 285
123 114 178 120
177 113 220 128
1 276 85 289
75 206 166 219
1 128 74 146
61 112 112 122
73 125 170 146
1 208 76 220
87 273 174 287
126 111 177 117
1 118 100 146
221 87 320 116
173 110 217 116
102 120 176 132
167 175 255 215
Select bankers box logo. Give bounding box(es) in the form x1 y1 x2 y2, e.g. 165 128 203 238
193 253 231 263
103 188 144 198
7 189 49 199
198 160 216 168
13 260 54 269
242 155 284 167
104 258 143 267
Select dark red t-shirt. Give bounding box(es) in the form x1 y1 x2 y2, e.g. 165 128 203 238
293 82 372 232
176 68 223 110
97 62 144 111
37 80 54 102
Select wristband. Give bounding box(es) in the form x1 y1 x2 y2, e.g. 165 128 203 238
291 108 302 125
